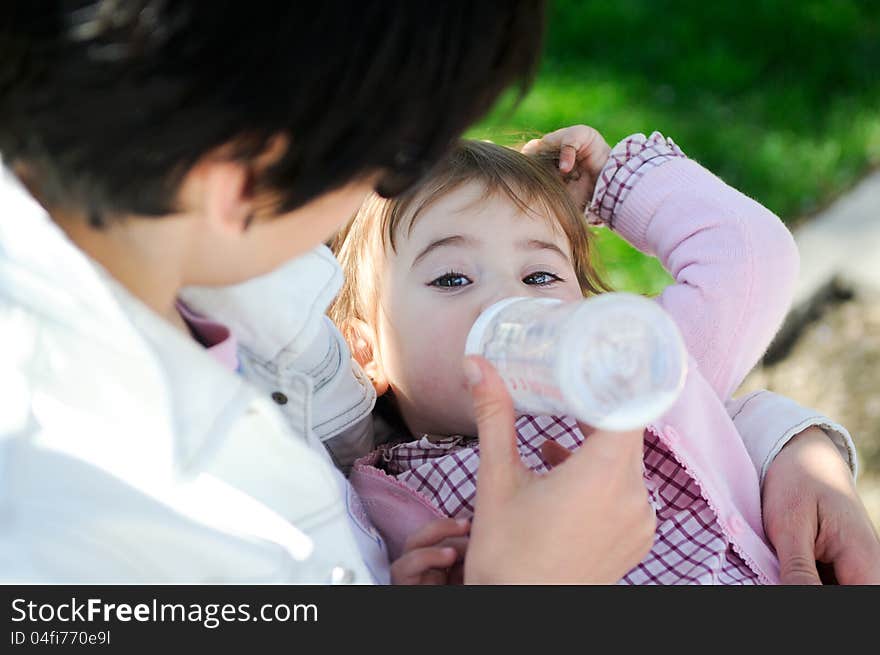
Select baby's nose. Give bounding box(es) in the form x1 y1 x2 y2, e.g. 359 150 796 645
479 282 531 315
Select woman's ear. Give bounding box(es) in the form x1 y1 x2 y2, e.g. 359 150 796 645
345 318 389 396
180 134 288 236
179 158 255 236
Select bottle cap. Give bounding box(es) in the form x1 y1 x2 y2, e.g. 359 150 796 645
559 293 687 430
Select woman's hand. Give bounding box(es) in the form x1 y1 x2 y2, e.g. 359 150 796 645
522 125 611 214
762 427 880 584
462 356 655 584
390 518 469 585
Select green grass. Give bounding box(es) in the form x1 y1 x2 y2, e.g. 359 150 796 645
468 0 880 294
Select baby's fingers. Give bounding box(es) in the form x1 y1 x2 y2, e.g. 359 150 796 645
391 547 459 585
521 138 544 156
559 143 578 174
523 126 594 168
521 134 571 170
403 517 470 552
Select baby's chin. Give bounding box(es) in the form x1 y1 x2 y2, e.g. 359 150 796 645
395 377 478 438
405 410 478 441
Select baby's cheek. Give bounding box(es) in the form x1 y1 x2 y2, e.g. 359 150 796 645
407 327 467 394
409 358 476 433
397 324 479 435
389 304 477 428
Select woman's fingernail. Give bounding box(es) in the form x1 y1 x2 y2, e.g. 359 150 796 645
462 358 482 387
456 518 470 529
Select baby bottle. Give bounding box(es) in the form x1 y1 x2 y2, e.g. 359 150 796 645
464 293 688 431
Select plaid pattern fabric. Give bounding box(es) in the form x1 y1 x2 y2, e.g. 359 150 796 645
588 131 686 228
377 414 761 585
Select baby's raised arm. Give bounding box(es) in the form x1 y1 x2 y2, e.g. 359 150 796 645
526 127 799 401
593 132 798 400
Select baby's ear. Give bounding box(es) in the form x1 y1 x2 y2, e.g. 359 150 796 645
344 318 389 396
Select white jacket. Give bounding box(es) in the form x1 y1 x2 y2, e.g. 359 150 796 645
0 165 855 583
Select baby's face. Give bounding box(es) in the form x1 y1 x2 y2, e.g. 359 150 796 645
375 181 583 438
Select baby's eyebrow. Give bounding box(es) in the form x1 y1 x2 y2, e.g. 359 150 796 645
517 239 569 260
411 235 480 269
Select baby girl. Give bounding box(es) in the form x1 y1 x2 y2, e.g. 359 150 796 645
330 127 812 584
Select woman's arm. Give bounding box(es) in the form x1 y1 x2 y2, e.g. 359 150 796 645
728 389 857 483
728 389 879 584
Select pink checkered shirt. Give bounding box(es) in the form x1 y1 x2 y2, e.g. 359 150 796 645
378 414 760 585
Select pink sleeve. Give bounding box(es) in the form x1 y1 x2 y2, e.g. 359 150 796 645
608 154 799 400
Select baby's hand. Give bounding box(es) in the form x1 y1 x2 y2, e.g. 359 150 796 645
390 517 470 585
522 125 611 215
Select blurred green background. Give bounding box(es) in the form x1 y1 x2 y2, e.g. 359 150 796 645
468 0 880 294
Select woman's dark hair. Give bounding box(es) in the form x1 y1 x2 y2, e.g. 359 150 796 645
0 1 545 225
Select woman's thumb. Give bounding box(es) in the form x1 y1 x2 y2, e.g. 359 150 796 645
577 422 646 465
464 356 523 503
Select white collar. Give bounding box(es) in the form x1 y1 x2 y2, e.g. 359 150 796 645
180 244 344 363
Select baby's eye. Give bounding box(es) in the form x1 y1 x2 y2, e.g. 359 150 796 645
523 271 563 286
429 272 472 288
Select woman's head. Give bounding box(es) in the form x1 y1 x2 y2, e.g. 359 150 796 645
330 140 608 438
0 1 546 285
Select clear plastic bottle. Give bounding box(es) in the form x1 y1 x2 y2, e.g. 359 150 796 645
464 292 688 431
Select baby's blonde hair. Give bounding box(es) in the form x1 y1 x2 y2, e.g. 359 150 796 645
329 139 609 347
